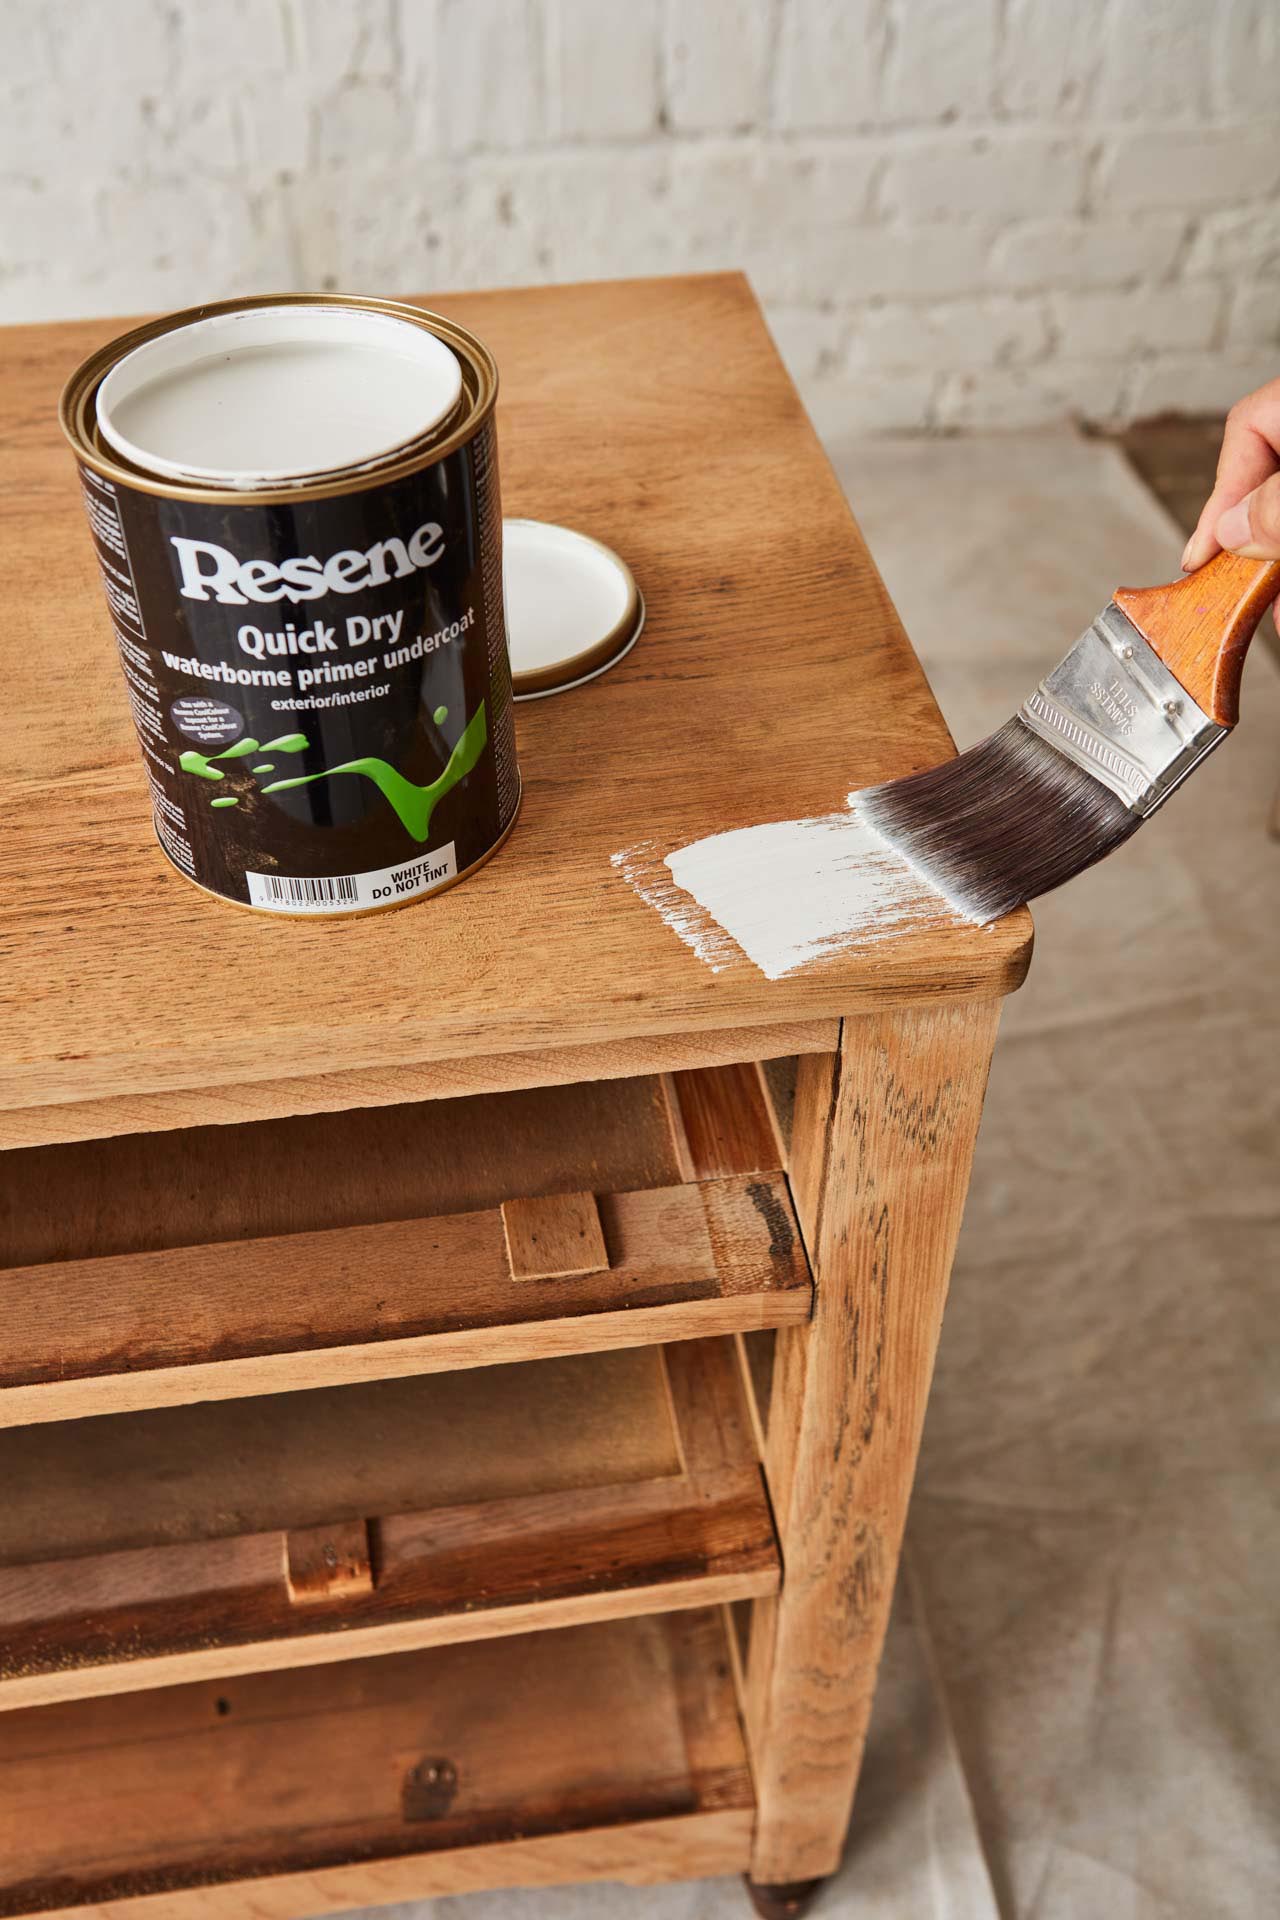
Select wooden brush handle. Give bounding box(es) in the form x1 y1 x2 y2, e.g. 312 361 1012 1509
1112 549 1280 727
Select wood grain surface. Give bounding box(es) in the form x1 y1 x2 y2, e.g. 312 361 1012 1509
0 274 1030 1132
0 1349 681 1562
284 1519 374 1605
746 1003 1001 1884
0 1611 753 1915
1 1073 683 1265
664 1062 785 1180
0 1816 755 1919
501 1189 608 1279
0 1173 812 1425
0 1341 778 1712
0 1021 842 1150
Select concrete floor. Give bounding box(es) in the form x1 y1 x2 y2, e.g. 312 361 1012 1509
848 430 1280 1920
343 429 1280 1920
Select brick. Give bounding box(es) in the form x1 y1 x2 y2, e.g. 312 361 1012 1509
174 0 292 85
1 180 101 280
99 174 249 271
1226 284 1280 349
1100 126 1280 213
794 367 939 440
988 215 1187 292
0 267 220 325
1126 352 1280 420
550 0 661 139
58 0 174 99
1050 284 1223 359
23 0 176 175
529 148 676 283
1185 205 1280 281
645 146 746 279
286 158 413 287
1094 0 1210 120
1211 0 1280 120
996 0 1106 119
145 90 244 178
666 0 771 131
883 0 997 122
308 77 412 171
773 0 885 132
228 70 310 176
667 142 879 303
431 0 548 153
935 360 1133 431
765 306 850 382
849 296 1051 374
0 78 76 177
293 0 400 89
808 222 997 301
326 151 548 292
4 0 1280 451
1 1 60 82
880 133 1085 223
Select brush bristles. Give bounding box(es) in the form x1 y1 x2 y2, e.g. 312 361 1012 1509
856 716 1142 923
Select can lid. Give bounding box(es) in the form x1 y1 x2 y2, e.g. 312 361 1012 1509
505 519 643 699
95 302 464 488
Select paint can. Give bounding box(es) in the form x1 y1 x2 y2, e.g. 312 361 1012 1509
59 295 520 915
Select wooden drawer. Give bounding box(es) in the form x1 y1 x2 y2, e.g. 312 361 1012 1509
0 1067 808 1425
0 1336 777 1712
0 1611 753 1918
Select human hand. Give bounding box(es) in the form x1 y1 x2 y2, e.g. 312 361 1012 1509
1183 377 1280 571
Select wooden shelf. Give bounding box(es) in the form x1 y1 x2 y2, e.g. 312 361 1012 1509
0 1610 753 1917
0 1338 777 1711
0 1067 807 1426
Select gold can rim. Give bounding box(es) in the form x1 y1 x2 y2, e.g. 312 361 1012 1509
59 292 499 506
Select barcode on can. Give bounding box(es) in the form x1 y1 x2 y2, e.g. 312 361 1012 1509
246 843 457 915
250 873 359 908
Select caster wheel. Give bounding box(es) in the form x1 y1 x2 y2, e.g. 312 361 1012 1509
744 1876 824 1919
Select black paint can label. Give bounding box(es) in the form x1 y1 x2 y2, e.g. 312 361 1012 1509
62 299 519 915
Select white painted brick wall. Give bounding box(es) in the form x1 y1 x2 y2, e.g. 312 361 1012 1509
2 0 1277 434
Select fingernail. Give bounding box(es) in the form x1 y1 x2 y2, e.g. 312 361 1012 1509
1181 530 1213 572
1215 498 1253 551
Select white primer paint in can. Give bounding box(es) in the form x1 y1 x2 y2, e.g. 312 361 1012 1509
95 302 465 489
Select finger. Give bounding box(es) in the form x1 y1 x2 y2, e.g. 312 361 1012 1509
1182 381 1280 571
1184 431 1280 568
1214 469 1280 559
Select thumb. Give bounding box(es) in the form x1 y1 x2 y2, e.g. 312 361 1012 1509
1215 471 1280 558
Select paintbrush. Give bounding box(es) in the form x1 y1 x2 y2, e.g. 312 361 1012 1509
857 548 1280 923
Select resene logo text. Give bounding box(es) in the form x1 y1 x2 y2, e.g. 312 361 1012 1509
171 523 447 605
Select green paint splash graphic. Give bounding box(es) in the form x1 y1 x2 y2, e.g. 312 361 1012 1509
180 751 224 782
263 702 487 842
179 733 310 804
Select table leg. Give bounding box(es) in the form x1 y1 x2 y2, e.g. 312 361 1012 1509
746 1000 1002 1888
744 1874 825 1918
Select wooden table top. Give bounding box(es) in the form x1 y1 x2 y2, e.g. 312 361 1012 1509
0 274 1030 1124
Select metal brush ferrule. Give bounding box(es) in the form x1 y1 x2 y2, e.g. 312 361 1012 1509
1018 603 1228 815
